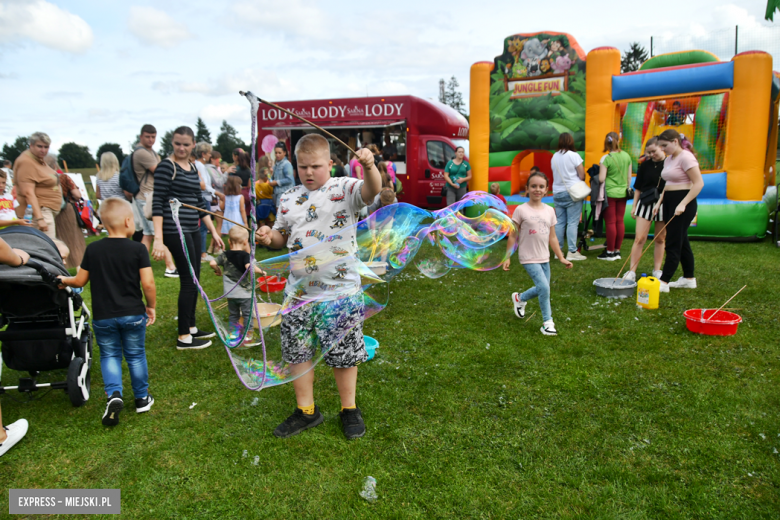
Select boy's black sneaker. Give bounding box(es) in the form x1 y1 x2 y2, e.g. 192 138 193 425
273 406 324 438
135 394 154 413
339 407 366 440
177 337 212 350
102 391 124 426
191 329 216 340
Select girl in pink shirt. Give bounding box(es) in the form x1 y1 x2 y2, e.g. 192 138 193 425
653 128 703 292
503 172 572 335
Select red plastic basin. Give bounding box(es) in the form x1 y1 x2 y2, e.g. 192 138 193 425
257 276 286 293
683 309 742 336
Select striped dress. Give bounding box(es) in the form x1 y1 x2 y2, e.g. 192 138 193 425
152 159 208 235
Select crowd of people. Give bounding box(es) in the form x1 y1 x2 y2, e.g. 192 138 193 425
0 124 702 455
549 129 702 293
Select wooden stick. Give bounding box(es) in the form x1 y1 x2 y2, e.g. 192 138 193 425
525 311 537 323
239 91 357 155
617 214 677 279
177 202 251 232
705 285 747 320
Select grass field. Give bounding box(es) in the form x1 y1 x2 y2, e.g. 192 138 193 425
1 234 779 519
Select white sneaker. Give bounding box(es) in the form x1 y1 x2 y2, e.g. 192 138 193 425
511 292 527 318
622 271 636 282
659 282 670 293
540 320 557 336
0 419 28 457
566 251 587 261
668 277 697 289
652 270 663 279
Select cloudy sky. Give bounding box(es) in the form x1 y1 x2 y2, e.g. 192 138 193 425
0 0 776 158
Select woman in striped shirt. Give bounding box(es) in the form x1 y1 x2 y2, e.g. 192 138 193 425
152 126 224 350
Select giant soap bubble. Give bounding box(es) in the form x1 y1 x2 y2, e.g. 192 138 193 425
171 193 517 390
169 91 517 391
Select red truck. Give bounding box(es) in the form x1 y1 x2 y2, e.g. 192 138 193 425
256 95 469 208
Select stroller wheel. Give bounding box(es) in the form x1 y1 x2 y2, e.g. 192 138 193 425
67 357 90 407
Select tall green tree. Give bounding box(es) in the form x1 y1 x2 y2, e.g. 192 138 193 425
438 76 467 116
621 42 649 73
58 142 94 169
195 118 212 144
1 136 30 164
158 130 174 158
214 120 246 161
95 143 125 165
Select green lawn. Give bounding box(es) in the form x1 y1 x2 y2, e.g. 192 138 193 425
1 236 779 518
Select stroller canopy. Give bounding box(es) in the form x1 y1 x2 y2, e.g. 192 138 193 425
0 227 69 284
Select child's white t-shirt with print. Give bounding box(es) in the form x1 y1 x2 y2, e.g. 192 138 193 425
511 203 557 264
0 194 19 227
273 176 366 301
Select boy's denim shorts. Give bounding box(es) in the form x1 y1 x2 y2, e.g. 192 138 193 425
280 294 366 368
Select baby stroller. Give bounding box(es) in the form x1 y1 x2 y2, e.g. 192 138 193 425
0 227 92 407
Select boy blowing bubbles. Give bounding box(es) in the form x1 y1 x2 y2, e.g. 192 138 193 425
59 198 157 426
257 136 381 440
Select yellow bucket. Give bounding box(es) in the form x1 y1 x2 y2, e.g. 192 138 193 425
637 276 660 309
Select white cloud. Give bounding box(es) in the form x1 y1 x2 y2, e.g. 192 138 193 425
0 0 93 53
153 68 287 98
231 0 329 41
199 104 249 124
128 6 193 48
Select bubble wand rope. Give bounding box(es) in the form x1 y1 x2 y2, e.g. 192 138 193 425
169 200 257 339
705 285 747 321
176 203 251 232
239 91 357 155
616 214 676 280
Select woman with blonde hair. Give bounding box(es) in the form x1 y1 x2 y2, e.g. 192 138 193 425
597 131 632 261
96 152 124 201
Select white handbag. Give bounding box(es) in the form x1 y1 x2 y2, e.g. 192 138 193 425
554 152 590 202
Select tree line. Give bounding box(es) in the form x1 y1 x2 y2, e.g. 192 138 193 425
0 118 248 169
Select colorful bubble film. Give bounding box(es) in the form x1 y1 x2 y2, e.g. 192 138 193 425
170 92 518 391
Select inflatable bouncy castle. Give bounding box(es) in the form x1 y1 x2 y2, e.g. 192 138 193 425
469 32 780 240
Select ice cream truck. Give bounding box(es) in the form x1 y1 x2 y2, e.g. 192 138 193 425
256 95 469 208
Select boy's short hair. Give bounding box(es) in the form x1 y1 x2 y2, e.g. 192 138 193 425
489 182 500 194
98 197 133 231
140 124 157 135
228 225 248 244
379 187 395 206
295 134 330 158
529 166 540 173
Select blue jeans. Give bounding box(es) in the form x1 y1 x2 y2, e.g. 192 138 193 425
553 191 582 253
92 314 149 399
521 262 552 323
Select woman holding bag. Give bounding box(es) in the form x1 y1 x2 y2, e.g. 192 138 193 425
551 133 587 261
622 137 667 282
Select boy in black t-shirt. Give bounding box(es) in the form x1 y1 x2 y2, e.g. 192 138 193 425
59 198 157 426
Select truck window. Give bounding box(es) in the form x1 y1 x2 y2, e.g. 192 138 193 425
426 141 456 169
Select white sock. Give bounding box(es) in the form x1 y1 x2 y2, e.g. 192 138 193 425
189 327 198 334
179 335 192 343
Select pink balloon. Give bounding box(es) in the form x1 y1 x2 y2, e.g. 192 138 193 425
261 134 279 153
